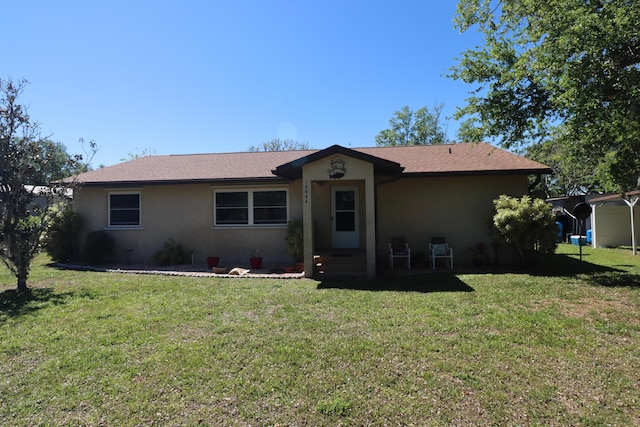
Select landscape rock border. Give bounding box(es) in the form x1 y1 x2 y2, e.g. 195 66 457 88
54 263 305 279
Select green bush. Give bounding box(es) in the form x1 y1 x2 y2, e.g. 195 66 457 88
43 207 84 262
286 219 304 261
491 194 558 267
82 230 114 265
152 238 189 266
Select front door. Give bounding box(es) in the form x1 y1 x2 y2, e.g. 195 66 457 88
331 187 359 248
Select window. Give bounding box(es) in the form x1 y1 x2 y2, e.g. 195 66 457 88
109 192 140 227
215 189 287 226
215 192 249 225
253 190 287 224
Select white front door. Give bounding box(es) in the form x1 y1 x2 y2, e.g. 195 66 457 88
331 187 359 248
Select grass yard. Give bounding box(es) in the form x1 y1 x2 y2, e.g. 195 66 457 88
1 244 639 426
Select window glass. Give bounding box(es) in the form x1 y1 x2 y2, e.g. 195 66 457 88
215 190 287 226
216 192 248 207
253 191 287 224
109 193 140 227
215 192 249 224
335 190 355 210
253 191 286 206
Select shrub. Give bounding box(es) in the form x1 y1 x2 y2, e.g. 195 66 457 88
43 207 83 262
82 230 114 265
491 194 558 267
152 238 189 266
286 219 304 261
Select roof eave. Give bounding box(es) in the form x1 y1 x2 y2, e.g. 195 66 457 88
77 176 291 187
399 168 553 178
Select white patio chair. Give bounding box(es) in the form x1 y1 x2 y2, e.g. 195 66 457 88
429 237 453 270
389 237 411 269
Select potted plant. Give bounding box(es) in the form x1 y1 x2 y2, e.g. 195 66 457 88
249 249 262 269
286 219 304 272
465 242 487 267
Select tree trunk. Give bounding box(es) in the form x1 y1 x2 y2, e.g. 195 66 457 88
16 267 29 292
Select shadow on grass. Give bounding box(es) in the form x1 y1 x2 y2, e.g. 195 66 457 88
520 252 640 288
0 287 72 321
529 252 622 276
317 273 474 293
581 272 640 288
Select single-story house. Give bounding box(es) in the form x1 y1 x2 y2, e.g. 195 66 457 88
72 143 551 277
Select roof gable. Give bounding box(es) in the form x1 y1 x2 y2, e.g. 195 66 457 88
272 144 404 180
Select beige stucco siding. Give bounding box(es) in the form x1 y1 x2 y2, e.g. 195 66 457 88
73 169 534 270
74 181 302 267
376 174 529 264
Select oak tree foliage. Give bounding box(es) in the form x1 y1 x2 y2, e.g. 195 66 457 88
248 138 311 152
375 104 449 146
120 147 157 162
450 0 640 194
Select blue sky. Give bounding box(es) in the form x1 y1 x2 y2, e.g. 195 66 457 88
5 1 482 167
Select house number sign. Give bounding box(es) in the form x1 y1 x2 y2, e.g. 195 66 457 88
304 180 309 204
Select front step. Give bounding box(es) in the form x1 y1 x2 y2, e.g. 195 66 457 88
314 251 367 277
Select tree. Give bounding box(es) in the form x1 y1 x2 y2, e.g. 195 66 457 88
0 78 94 291
491 195 558 267
248 138 311 152
523 131 617 197
40 139 89 181
455 116 484 143
375 104 449 146
120 147 157 162
449 0 640 194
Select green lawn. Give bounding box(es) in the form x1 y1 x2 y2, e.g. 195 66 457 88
1 244 639 426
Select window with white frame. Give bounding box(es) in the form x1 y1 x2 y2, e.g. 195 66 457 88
214 189 287 226
108 192 141 227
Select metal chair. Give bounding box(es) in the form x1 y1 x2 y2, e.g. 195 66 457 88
428 237 453 270
389 237 411 269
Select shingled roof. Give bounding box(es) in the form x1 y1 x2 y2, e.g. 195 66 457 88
74 143 551 186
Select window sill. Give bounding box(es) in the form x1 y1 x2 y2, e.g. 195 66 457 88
212 224 287 230
105 226 143 231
